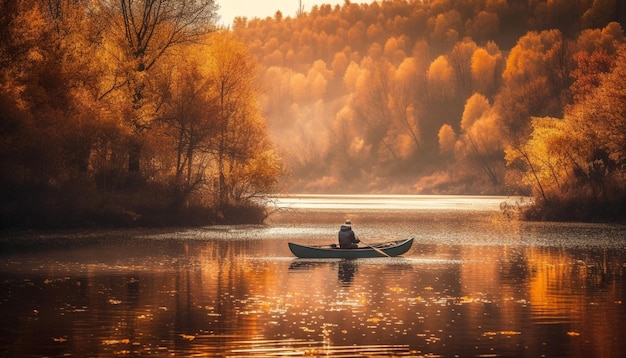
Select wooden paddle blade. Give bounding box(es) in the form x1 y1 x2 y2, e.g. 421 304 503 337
360 240 390 257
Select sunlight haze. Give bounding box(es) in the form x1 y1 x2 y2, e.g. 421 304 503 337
218 0 367 26
1 0 624 225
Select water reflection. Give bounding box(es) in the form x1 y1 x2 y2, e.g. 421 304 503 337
0 196 625 357
289 259 358 286
338 260 357 285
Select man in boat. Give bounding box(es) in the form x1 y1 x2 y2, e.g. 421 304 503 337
338 220 360 249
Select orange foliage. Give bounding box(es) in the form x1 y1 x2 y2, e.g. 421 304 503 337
438 124 456 156
1 0 625 226
227 0 622 195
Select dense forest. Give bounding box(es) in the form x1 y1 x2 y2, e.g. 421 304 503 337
1 0 625 227
0 0 282 227
231 0 626 221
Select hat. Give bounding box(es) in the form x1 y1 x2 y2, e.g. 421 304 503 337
344 220 352 226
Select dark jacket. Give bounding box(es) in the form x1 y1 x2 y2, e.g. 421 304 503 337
338 225 359 248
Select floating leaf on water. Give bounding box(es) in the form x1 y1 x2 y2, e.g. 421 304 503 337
102 339 130 345
500 331 521 336
179 334 195 341
108 299 122 305
483 331 521 337
567 331 581 337
53 337 67 343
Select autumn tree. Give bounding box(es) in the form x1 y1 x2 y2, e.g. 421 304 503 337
351 59 392 162
470 42 503 97
349 55 425 173
496 29 570 146
569 22 624 102
578 44 626 181
448 38 478 99
204 32 282 208
96 0 218 173
570 49 614 102
438 124 456 160
506 43 626 220
156 46 217 208
454 93 504 187
0 0 119 225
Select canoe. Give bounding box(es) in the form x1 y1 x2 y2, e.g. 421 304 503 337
288 237 414 259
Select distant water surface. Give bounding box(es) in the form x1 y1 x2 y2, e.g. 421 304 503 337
0 195 624 357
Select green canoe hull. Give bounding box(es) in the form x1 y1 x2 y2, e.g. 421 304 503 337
288 237 414 259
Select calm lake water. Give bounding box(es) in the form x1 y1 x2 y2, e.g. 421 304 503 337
1 195 625 357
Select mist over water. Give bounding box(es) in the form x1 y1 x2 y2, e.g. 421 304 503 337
1 195 625 357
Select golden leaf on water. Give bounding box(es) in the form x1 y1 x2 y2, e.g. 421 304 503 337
483 331 521 337
499 331 521 336
179 334 195 341
53 337 67 343
102 339 130 345
567 331 581 337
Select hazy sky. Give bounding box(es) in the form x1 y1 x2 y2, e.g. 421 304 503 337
218 0 366 26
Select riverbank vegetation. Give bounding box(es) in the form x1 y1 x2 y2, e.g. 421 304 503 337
1 0 625 226
0 0 282 228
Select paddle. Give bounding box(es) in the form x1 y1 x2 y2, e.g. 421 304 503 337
359 238 390 257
